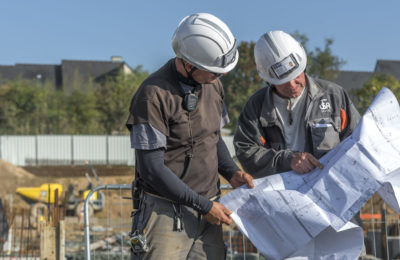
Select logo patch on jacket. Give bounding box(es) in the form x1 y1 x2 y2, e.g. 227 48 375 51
319 99 331 112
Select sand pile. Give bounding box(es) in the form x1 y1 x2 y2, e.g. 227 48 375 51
0 159 41 207
0 159 35 178
0 159 37 193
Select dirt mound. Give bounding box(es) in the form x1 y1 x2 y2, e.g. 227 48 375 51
0 160 134 209
0 159 38 206
0 159 35 180
0 159 36 194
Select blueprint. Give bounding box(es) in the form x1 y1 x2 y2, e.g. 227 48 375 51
221 88 400 259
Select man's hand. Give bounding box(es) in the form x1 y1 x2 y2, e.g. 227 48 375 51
291 152 323 174
204 201 232 225
229 170 254 189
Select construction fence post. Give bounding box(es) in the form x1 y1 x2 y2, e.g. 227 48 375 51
40 220 65 260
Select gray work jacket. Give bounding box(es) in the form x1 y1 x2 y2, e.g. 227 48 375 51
234 75 361 178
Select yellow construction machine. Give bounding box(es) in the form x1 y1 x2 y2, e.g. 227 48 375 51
16 183 63 204
16 164 104 222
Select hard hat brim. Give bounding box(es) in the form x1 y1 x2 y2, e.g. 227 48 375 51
195 50 239 74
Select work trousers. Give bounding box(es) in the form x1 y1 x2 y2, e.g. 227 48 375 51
131 193 225 260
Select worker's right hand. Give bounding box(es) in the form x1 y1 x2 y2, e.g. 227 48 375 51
204 201 232 225
290 152 324 174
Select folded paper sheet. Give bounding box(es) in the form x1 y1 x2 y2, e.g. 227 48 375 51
221 88 400 259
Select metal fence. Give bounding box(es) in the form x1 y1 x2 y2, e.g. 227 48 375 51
0 135 235 167
79 186 400 260
0 200 50 259
3 183 400 259
4 135 400 259
82 184 267 260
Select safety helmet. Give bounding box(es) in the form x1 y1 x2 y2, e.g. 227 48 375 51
172 13 238 74
254 30 307 85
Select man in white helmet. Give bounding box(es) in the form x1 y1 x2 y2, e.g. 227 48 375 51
234 30 360 177
126 13 253 259
234 30 365 256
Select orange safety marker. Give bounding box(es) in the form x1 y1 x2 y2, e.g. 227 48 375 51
360 213 381 220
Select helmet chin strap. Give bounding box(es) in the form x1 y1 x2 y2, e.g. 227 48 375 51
177 59 201 87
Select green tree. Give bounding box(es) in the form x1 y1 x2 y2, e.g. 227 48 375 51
293 31 346 81
351 73 400 115
0 79 70 134
42 87 69 134
0 83 13 134
221 42 264 132
65 87 102 134
95 66 149 134
0 66 150 135
308 39 346 81
0 79 42 134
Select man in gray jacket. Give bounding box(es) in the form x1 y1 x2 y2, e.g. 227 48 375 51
234 30 360 178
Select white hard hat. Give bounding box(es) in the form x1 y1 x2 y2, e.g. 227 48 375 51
172 13 238 74
254 30 307 85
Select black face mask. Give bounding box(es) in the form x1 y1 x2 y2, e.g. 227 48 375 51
176 59 201 87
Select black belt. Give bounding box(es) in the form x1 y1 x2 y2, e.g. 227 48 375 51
144 191 220 202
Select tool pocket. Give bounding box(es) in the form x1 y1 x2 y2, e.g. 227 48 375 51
310 117 341 158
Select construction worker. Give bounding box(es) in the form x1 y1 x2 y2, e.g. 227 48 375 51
126 13 254 260
233 30 365 255
234 30 360 177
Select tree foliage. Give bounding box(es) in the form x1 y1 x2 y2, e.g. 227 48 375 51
351 73 400 115
221 42 264 132
95 66 148 134
0 80 56 134
308 38 346 81
0 67 148 135
293 31 346 81
1 32 344 135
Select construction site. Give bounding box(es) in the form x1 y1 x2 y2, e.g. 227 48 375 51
0 158 267 260
0 159 134 259
1 157 400 259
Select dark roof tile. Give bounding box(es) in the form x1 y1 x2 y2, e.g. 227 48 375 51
374 60 400 82
61 60 124 91
0 58 130 91
333 70 374 91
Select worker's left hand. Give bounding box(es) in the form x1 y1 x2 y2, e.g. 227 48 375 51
229 170 254 189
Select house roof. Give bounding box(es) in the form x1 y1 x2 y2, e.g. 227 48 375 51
0 65 17 81
0 64 60 87
61 59 128 91
0 58 132 91
374 60 400 82
333 70 374 92
62 60 122 80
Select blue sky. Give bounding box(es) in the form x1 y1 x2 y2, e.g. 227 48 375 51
1 0 399 73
